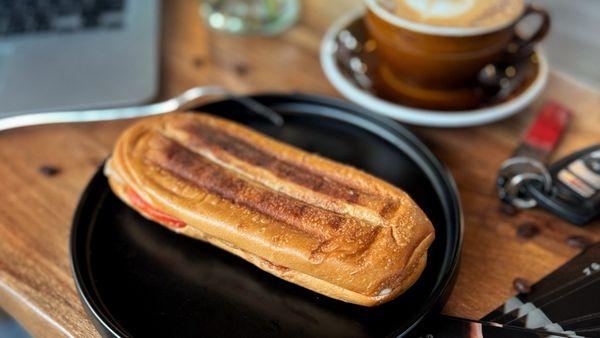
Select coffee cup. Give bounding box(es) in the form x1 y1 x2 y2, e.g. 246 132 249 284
364 0 550 110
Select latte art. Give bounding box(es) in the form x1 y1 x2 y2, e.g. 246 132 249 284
404 0 475 19
385 0 524 28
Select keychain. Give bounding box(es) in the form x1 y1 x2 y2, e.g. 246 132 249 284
497 102 600 225
525 144 600 224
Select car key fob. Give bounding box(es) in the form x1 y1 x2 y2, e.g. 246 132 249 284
526 144 600 225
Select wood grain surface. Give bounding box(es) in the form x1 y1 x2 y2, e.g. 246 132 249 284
0 0 598 336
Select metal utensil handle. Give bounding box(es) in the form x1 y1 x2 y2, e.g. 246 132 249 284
0 86 283 132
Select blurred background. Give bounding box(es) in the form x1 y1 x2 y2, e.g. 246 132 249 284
536 0 600 88
0 0 597 120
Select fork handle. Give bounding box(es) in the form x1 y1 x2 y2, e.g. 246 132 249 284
0 86 236 132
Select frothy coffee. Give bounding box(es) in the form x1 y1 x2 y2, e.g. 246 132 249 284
381 0 524 29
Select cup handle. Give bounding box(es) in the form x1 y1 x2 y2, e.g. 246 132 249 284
507 4 551 59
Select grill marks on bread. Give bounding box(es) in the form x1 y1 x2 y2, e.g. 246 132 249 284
160 118 403 224
176 121 362 203
144 133 380 243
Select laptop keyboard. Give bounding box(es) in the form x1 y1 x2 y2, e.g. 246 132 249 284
0 0 126 37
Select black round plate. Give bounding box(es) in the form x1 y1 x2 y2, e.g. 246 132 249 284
71 94 463 338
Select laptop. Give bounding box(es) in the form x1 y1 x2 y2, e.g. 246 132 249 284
0 0 160 117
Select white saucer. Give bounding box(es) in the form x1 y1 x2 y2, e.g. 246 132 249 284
320 9 549 128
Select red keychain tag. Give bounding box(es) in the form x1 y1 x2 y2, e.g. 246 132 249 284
514 101 572 161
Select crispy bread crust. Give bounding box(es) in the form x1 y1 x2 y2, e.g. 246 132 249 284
106 112 435 306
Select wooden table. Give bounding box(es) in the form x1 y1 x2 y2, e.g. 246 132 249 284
1 1 599 337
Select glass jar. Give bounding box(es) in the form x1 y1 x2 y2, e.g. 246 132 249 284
201 0 300 35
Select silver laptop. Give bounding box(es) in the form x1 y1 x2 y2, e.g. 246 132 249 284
0 0 159 117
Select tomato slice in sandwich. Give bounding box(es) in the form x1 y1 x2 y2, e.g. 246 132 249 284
126 187 186 229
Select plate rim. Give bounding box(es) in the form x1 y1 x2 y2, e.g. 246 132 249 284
70 93 464 337
320 9 549 128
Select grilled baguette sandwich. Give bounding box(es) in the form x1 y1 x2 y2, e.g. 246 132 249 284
105 112 435 306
